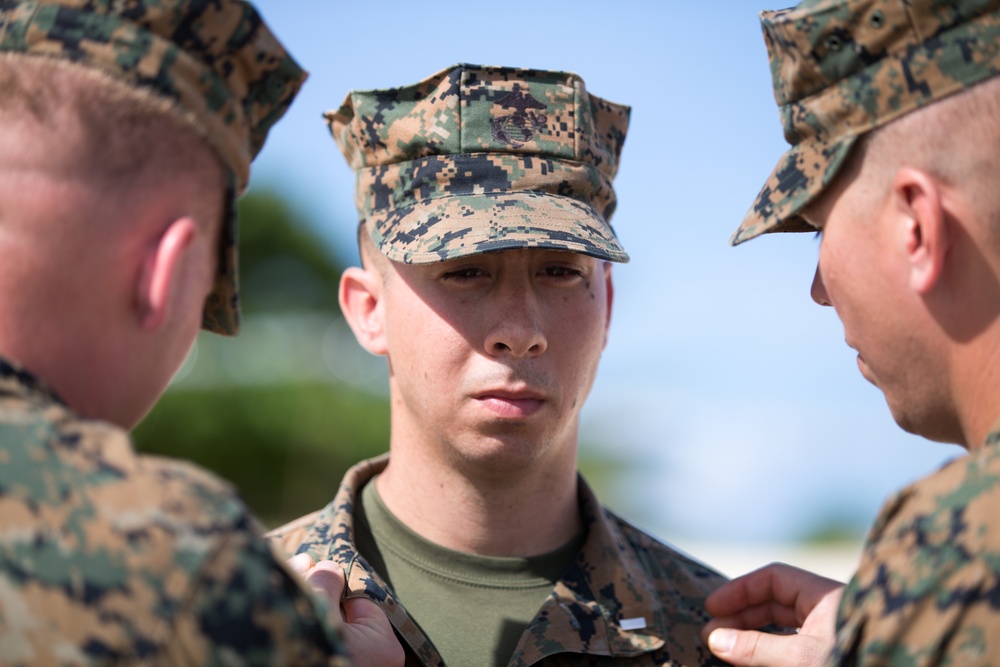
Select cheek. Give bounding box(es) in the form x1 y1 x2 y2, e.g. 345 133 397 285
817 239 852 308
385 300 462 376
557 297 609 363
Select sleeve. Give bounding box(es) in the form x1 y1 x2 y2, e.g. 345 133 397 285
164 511 353 667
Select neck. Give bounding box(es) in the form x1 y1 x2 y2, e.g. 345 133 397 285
955 334 1000 450
375 433 582 558
945 238 1000 450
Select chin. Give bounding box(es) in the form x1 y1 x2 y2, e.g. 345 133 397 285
887 401 964 446
452 437 554 477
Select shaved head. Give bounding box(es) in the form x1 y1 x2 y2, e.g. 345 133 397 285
839 76 1000 240
0 55 224 224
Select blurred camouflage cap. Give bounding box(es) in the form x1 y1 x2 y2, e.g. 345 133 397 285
0 0 307 334
327 63 631 264
733 0 1000 246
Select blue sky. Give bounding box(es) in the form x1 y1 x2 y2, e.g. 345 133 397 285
247 0 962 543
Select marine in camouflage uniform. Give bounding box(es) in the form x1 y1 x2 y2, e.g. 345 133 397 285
268 64 727 667
272 456 729 667
0 1 353 663
706 1 1000 666
0 359 348 664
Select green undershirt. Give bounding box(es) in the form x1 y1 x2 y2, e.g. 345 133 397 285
355 476 584 667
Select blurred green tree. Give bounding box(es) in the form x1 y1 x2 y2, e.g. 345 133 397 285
237 190 344 315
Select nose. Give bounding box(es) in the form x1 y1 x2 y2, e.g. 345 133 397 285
485 282 547 358
811 263 831 306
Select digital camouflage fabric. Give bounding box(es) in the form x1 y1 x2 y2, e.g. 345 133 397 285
327 63 631 264
268 456 729 667
732 0 1000 245
0 358 350 665
0 0 307 335
829 422 1000 667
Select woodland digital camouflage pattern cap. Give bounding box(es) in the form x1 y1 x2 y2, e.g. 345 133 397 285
0 0 307 334
327 63 631 264
733 0 1000 245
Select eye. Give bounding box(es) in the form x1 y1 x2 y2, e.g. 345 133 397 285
541 264 585 280
441 266 488 282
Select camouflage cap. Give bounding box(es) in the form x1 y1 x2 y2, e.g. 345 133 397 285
732 0 1000 246
327 63 631 264
0 0 307 334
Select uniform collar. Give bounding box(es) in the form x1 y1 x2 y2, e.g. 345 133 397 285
983 416 1000 448
294 454 667 664
0 355 63 406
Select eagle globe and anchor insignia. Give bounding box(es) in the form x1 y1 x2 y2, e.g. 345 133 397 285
489 83 547 147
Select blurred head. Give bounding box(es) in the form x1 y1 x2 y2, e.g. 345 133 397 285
0 0 305 427
335 64 628 472
0 0 307 335
0 56 226 427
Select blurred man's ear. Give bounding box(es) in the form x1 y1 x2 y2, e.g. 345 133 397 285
339 265 388 356
135 217 198 331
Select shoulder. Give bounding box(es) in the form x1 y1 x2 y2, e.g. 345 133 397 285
0 383 350 661
869 445 1000 558
267 510 325 558
606 507 727 594
173 512 349 664
833 447 1000 666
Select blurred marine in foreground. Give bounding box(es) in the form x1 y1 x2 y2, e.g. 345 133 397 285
704 1 1000 666
0 1 399 664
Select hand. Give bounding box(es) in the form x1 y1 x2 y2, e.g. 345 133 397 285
701 562 844 667
288 554 405 667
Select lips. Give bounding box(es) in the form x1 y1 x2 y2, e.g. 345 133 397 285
473 388 546 418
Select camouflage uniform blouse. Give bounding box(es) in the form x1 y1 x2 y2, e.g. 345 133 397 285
269 455 727 667
0 357 349 666
830 426 1000 666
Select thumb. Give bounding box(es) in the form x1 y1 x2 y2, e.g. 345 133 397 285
342 596 390 627
286 553 314 577
708 628 828 667
304 560 348 610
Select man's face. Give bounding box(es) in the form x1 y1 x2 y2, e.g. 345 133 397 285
806 173 947 439
377 248 613 474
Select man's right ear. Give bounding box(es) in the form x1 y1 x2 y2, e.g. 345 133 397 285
339 266 388 356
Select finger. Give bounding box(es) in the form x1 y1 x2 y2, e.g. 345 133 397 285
706 566 782 616
703 603 802 638
707 628 830 667
707 563 842 619
303 560 347 611
286 553 313 577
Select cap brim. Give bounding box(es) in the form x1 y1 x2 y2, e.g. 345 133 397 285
731 134 857 246
369 191 629 264
201 183 240 336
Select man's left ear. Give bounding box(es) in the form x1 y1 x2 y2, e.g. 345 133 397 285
893 167 951 295
135 217 197 331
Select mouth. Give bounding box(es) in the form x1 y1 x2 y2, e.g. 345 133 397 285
473 388 546 418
